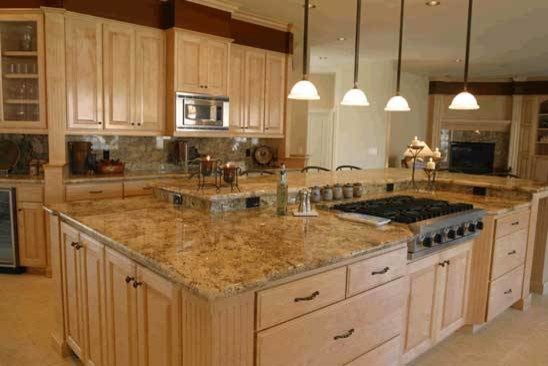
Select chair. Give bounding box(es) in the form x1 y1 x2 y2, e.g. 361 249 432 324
336 165 362 171
239 169 275 177
301 166 331 173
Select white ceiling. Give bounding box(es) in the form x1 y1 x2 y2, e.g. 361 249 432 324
236 0 548 79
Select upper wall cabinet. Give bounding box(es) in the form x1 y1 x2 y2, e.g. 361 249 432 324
65 13 165 135
0 11 46 131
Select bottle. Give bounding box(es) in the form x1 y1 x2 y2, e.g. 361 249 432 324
277 164 288 216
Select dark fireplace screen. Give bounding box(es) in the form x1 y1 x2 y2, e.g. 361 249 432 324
449 142 495 174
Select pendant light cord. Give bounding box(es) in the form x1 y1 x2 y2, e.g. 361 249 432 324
396 0 405 94
463 0 473 90
353 0 362 88
303 0 310 80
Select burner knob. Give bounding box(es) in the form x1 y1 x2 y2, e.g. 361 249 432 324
434 234 443 244
423 236 433 247
476 221 484 230
468 223 476 233
457 226 465 236
447 229 456 240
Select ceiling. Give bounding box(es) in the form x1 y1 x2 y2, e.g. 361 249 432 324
235 0 548 79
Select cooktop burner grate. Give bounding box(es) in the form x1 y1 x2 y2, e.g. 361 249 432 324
333 195 474 224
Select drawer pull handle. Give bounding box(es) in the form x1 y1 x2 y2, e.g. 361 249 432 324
511 221 519 226
294 291 320 302
504 289 512 295
133 281 143 288
70 241 79 247
334 328 355 340
74 244 83 250
125 276 135 284
507 250 517 256
371 267 390 276
89 190 104 194
444 260 451 266
438 262 446 267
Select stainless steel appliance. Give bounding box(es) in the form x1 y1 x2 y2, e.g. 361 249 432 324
0 188 21 272
175 92 229 131
333 195 485 259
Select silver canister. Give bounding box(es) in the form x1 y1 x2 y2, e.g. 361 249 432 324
343 183 354 199
353 183 364 198
322 185 333 201
333 184 343 200
310 186 322 203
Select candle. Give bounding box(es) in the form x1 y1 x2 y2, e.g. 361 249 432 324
201 155 213 176
411 136 421 148
426 158 436 170
433 147 442 159
223 163 237 184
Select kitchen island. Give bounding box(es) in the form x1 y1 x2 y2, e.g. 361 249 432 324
46 168 548 366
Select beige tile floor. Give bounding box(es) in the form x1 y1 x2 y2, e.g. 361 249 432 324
1 273 547 366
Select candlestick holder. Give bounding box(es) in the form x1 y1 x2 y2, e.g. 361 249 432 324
221 164 241 192
408 145 424 189
424 167 436 191
195 157 223 191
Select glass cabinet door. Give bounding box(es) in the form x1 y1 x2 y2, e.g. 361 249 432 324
0 13 45 129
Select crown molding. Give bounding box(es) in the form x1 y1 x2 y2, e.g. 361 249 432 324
186 0 241 13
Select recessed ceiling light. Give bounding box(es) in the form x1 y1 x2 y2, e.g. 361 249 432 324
338 37 346 41
425 1 440 6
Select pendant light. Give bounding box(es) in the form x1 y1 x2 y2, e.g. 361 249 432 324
385 0 411 112
288 0 320 100
341 0 369 106
449 0 480 110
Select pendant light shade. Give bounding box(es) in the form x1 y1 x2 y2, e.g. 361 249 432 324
341 0 369 107
385 0 411 112
288 0 320 101
449 0 479 110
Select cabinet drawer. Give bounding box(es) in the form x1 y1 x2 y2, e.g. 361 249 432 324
491 229 527 280
487 265 524 322
496 210 530 239
347 248 407 297
66 182 123 202
345 336 401 366
16 184 43 203
257 267 346 330
123 180 154 197
256 277 406 366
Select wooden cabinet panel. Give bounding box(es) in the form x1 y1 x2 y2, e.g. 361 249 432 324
136 265 180 366
256 267 346 331
175 33 203 93
16 184 43 203
532 157 548 183
347 248 407 297
65 16 103 129
487 265 524 322
17 202 47 268
105 248 138 366
229 45 245 130
81 234 107 366
244 49 266 133
491 229 528 280
123 180 154 197
103 23 135 130
61 223 84 358
496 209 530 238
264 52 286 135
206 40 228 95
65 182 123 202
256 278 406 366
345 336 401 366
134 29 165 132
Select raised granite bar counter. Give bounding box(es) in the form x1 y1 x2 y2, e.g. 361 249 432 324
46 196 413 299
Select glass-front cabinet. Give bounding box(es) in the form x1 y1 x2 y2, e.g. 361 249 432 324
0 12 46 130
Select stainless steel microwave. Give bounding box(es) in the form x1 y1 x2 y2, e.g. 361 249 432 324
175 92 229 131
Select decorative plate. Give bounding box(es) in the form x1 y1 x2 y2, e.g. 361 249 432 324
254 145 274 166
0 140 20 171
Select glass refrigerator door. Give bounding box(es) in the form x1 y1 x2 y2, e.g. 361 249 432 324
0 189 17 267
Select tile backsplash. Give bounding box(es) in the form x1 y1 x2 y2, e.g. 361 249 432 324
0 134 48 174
66 135 278 172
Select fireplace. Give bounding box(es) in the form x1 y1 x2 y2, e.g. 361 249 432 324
449 142 495 174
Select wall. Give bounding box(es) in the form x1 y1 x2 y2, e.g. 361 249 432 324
308 73 336 110
0 134 48 174
388 72 430 167
66 136 277 172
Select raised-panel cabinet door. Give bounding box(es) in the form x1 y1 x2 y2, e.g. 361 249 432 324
105 248 138 366
65 16 103 130
206 40 228 96
264 52 286 135
436 246 471 341
175 32 203 93
103 23 135 130
61 223 85 358
136 265 180 366
17 202 47 267
229 45 245 130
134 29 165 133
244 49 266 133
532 158 548 182
80 234 107 366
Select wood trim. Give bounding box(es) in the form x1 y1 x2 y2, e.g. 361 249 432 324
440 119 512 132
530 194 548 295
430 81 548 96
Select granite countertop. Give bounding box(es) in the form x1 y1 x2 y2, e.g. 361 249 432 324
64 170 189 184
0 175 44 184
153 168 548 201
47 196 413 299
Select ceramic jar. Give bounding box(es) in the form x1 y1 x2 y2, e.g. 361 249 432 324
353 183 364 198
343 183 354 199
310 186 322 203
321 185 333 201
333 184 343 200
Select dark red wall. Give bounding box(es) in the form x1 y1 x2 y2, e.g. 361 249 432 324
231 19 292 54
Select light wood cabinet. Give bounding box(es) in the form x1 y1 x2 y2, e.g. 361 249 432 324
402 242 472 363
123 180 154 197
17 202 47 268
65 182 123 202
65 15 103 130
228 45 245 130
264 52 286 135
244 48 266 133
205 40 228 96
532 156 548 182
